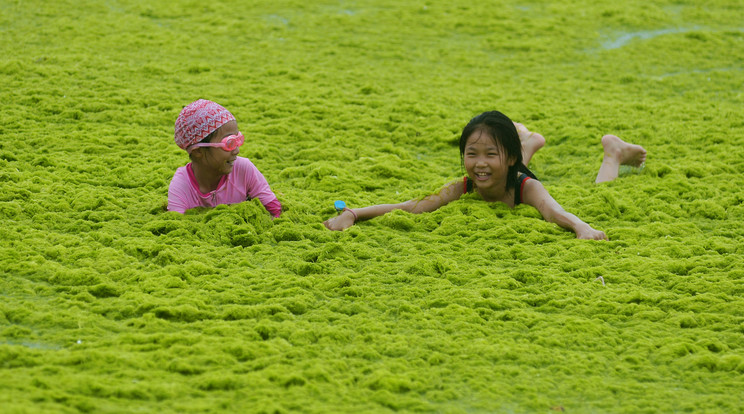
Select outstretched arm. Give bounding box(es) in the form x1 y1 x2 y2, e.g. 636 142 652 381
324 180 464 231
521 179 608 240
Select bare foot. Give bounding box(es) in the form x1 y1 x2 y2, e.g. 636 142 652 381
596 135 646 183
514 122 545 166
601 135 646 167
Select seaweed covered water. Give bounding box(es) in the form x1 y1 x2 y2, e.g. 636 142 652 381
1 0 743 412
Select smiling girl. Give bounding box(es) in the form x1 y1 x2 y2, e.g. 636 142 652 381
167 99 281 217
324 110 646 239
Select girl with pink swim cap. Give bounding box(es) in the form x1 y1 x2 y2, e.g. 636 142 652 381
167 99 281 217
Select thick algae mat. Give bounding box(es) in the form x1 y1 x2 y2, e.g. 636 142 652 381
2 0 744 412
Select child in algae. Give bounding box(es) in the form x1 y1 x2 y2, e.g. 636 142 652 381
324 110 646 240
168 99 281 217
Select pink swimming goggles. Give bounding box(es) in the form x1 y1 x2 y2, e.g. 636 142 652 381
186 132 244 153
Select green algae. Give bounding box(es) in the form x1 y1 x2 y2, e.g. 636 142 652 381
1 0 744 412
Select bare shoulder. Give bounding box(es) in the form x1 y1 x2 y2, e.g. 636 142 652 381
521 177 545 193
521 177 553 207
441 179 466 199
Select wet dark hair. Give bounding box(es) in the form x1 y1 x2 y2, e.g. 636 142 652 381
459 110 531 193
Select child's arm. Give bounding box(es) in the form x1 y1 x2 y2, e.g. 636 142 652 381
521 179 608 240
324 180 464 231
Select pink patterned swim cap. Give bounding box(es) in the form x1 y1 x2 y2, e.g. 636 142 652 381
174 99 236 150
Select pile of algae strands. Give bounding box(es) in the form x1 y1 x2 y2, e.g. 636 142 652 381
1 0 743 412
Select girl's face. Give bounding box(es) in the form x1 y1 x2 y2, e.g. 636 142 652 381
463 129 515 194
197 120 240 175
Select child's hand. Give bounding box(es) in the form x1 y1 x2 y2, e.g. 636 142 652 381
576 225 608 240
323 210 356 231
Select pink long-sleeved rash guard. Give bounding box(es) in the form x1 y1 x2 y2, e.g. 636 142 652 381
167 156 281 217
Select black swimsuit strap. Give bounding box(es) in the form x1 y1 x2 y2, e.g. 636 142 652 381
518 164 537 180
